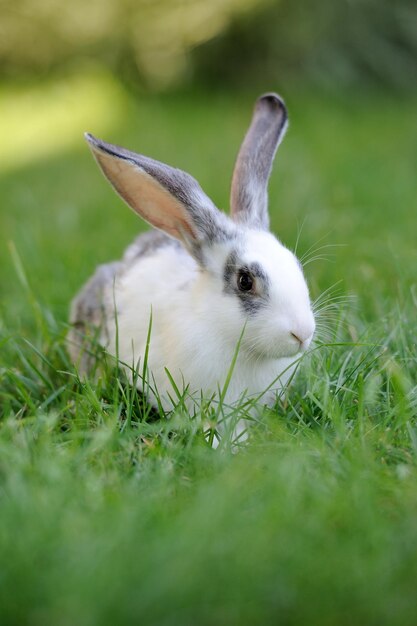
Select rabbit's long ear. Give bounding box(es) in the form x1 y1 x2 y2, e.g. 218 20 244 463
230 93 288 230
85 134 233 256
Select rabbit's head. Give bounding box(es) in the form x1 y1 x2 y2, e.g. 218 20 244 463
85 93 315 359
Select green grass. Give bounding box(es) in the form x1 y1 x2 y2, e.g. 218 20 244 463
1 77 417 625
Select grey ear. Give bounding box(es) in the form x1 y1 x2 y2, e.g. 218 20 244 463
84 134 233 258
230 93 288 230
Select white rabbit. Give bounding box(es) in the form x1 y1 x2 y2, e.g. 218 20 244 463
68 93 315 422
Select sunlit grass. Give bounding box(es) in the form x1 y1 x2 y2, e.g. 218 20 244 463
0 68 127 173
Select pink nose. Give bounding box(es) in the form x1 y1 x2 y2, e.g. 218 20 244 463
290 329 314 351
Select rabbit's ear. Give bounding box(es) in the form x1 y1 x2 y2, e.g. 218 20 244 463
230 93 288 230
85 134 232 256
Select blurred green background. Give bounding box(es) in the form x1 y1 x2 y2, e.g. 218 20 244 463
2 0 417 89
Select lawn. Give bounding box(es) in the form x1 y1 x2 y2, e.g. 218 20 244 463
0 73 416 625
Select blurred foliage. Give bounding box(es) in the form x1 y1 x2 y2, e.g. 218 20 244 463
0 0 268 88
193 0 417 91
1 0 416 90
0 71 127 172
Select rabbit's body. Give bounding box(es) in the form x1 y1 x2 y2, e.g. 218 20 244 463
69 93 316 424
70 228 297 410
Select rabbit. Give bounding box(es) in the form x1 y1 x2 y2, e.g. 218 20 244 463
68 93 316 425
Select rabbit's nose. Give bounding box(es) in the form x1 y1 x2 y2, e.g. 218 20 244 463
290 331 312 352
290 322 315 350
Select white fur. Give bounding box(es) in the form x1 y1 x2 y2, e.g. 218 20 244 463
100 229 314 413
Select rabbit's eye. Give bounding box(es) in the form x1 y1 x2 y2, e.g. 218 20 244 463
238 270 254 292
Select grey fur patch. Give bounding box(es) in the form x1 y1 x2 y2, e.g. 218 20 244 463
248 261 270 287
67 261 121 372
123 229 180 264
230 93 288 230
223 250 269 315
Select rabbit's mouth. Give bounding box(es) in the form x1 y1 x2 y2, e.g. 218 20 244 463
244 341 300 361
245 330 314 360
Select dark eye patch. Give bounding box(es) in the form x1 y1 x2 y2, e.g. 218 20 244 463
223 250 270 315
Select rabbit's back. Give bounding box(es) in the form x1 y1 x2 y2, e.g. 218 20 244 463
122 230 180 264
67 260 121 371
67 229 192 372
